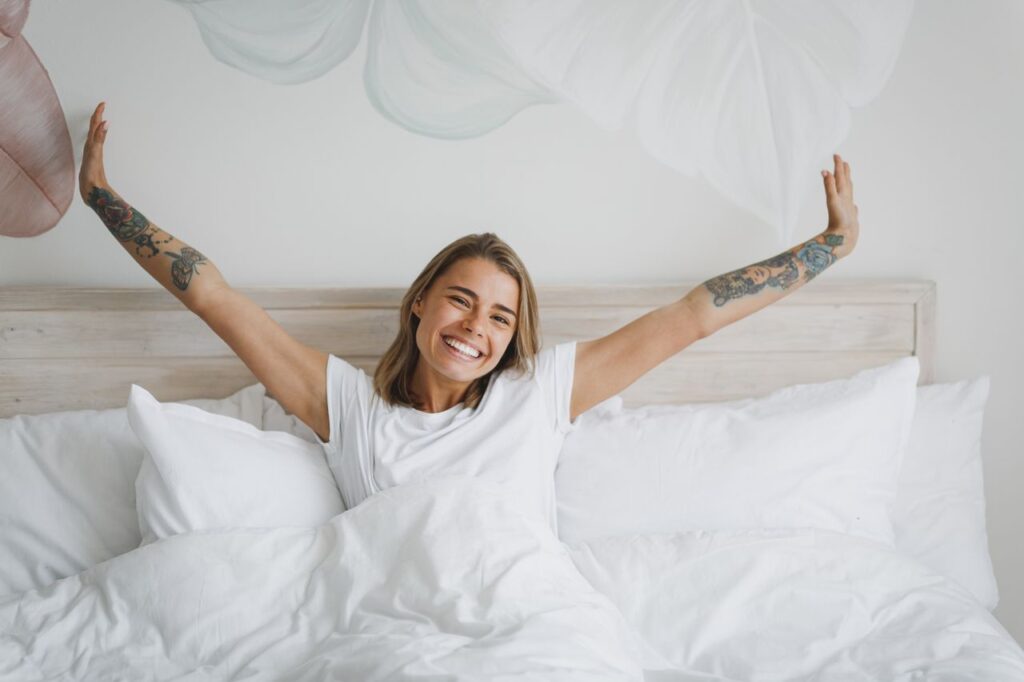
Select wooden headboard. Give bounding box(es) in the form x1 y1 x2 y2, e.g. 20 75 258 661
0 280 935 418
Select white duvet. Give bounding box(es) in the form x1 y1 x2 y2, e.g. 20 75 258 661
2 478 1023 681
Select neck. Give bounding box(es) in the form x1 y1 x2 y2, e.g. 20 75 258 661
409 359 472 413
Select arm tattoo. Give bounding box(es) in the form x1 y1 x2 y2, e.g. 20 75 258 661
86 187 150 241
86 186 207 290
703 233 845 307
167 246 208 291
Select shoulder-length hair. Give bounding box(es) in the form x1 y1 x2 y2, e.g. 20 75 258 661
373 233 540 410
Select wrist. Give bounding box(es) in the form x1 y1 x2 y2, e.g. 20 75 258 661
819 230 851 260
80 179 113 204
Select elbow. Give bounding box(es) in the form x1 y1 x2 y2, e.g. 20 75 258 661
192 282 232 321
681 296 710 342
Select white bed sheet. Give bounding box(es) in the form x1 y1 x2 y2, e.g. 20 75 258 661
0 477 645 680
3 476 1023 680
570 529 1024 681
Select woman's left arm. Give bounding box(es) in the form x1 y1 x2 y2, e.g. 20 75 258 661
571 154 859 421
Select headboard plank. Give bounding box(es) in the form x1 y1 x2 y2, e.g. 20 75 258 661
1 304 913 360
0 280 935 417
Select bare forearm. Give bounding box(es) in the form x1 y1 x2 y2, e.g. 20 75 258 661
85 185 226 311
682 231 846 337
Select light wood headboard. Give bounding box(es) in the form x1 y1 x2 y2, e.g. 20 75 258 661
0 280 935 418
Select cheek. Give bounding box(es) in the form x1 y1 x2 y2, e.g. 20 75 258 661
494 334 515 359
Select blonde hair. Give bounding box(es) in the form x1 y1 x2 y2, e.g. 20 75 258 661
373 233 540 410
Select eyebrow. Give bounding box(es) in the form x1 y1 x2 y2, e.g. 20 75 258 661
444 286 518 318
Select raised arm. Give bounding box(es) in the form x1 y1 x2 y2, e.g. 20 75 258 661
570 154 860 421
79 103 224 310
79 102 330 441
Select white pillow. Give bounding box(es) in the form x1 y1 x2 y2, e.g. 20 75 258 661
128 384 345 544
893 377 998 610
555 357 920 547
0 384 266 598
261 393 320 443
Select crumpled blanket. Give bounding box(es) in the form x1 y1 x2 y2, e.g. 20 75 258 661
0 477 644 681
4 475 1024 681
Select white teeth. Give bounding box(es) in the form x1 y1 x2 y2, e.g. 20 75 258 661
443 336 480 358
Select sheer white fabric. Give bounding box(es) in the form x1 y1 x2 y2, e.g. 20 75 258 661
166 0 914 243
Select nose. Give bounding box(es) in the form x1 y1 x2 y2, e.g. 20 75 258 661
462 309 486 336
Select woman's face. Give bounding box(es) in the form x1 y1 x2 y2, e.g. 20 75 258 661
411 257 520 383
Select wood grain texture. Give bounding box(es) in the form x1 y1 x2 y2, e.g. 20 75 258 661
0 280 936 417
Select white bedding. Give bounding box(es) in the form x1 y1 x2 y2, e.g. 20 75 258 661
3 477 1023 681
571 530 1024 680
0 478 646 681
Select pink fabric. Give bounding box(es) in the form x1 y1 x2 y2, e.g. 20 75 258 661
0 0 30 45
0 21 75 238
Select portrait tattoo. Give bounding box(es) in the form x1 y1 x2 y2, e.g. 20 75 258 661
704 233 845 307
86 187 150 242
166 246 208 291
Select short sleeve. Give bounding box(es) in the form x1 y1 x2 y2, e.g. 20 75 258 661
535 341 578 435
316 354 376 510
316 354 370 451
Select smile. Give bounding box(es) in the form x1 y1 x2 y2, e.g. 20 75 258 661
442 335 483 362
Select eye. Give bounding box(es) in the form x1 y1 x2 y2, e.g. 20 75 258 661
493 316 510 326
450 296 468 306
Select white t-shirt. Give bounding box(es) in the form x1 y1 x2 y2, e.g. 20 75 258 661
316 341 578 534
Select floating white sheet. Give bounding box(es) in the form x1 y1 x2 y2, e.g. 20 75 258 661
166 0 914 243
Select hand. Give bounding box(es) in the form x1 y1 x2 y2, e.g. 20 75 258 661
822 153 859 258
79 102 110 203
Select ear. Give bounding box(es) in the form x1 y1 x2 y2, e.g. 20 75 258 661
411 295 422 317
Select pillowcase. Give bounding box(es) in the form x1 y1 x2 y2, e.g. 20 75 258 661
259 363 999 611
261 393 320 443
892 377 998 610
128 384 345 545
555 357 920 548
0 383 266 598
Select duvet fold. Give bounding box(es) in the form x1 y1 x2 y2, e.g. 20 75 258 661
0 477 645 680
3 477 1024 680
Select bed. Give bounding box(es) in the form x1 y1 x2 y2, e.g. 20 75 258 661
2 279 1023 681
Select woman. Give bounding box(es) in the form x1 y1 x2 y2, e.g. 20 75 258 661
78 102 859 530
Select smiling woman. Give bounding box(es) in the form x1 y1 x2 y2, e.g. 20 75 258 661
319 232 580 524
381 240 536 414
75 97 860 530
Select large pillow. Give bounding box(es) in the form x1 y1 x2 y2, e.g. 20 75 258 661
128 385 345 545
261 392 320 443
555 357 920 547
893 377 998 610
0 384 266 598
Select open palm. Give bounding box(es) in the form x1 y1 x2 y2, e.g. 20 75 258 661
78 102 110 202
823 153 859 257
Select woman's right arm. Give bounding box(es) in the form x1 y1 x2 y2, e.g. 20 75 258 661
79 102 331 441
79 102 225 312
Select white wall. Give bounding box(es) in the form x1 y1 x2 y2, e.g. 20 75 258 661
5 0 1024 643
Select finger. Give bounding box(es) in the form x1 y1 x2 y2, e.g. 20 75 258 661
90 102 103 130
822 169 836 197
90 102 106 137
839 155 851 192
95 116 107 140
